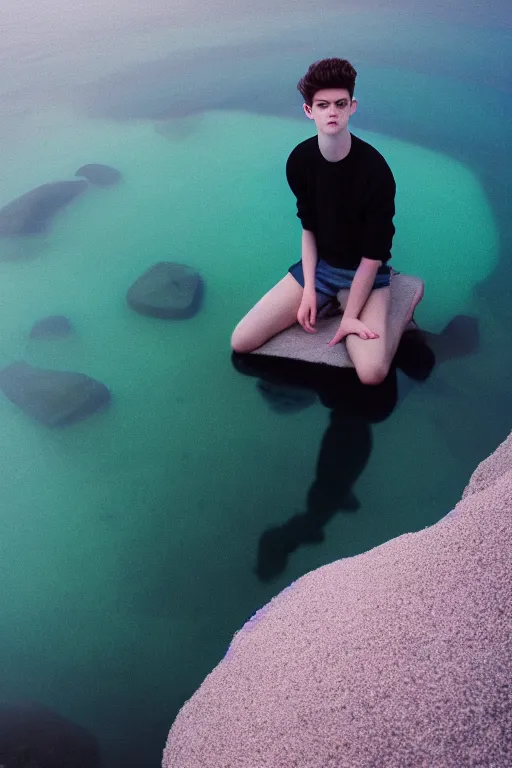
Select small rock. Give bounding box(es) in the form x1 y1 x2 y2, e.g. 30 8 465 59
29 315 73 339
127 262 203 319
75 164 121 186
0 181 88 237
0 361 110 426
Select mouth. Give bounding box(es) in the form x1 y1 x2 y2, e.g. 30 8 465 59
327 121 338 126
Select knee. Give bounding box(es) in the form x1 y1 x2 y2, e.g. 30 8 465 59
231 326 256 354
356 362 389 386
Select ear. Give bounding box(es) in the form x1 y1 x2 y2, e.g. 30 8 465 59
350 98 358 116
303 103 314 120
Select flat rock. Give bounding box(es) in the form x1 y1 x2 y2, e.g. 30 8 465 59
0 700 101 768
75 163 122 186
127 262 203 319
0 180 88 236
29 315 73 339
0 361 110 426
252 273 424 369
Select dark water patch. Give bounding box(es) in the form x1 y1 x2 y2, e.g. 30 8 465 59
256 378 317 414
0 700 101 768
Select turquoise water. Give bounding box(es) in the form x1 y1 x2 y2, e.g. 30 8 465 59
0 3 511 766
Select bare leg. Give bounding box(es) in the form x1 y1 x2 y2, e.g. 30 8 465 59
337 281 424 385
231 273 304 353
340 287 393 385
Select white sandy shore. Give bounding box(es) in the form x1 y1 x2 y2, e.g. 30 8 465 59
163 431 512 767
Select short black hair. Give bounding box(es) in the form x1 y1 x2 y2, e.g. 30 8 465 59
297 58 357 105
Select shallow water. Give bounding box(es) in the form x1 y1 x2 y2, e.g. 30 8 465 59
0 3 511 766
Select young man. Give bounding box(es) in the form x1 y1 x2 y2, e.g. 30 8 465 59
231 58 414 385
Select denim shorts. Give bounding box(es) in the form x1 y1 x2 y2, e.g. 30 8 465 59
289 259 391 310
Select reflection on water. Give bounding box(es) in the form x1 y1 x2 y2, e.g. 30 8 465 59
233 314 477 582
0 3 511 767
234 355 399 581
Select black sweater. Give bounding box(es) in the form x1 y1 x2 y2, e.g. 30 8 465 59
285 133 396 271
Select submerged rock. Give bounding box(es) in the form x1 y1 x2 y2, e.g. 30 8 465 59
256 379 317 414
75 164 121 186
0 700 101 768
29 315 73 339
0 361 110 426
0 181 88 236
127 262 203 319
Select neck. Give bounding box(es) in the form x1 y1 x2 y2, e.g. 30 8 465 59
318 129 352 162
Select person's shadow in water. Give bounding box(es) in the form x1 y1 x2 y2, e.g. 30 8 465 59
231 313 479 582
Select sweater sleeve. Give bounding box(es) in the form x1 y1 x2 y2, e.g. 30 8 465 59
360 161 396 262
285 148 316 232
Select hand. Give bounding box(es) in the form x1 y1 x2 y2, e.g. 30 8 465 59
327 317 379 347
297 290 317 334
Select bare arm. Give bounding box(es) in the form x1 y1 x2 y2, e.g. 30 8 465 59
301 229 318 292
296 229 319 333
327 257 383 346
342 257 382 319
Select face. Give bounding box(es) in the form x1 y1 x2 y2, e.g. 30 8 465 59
303 88 357 135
